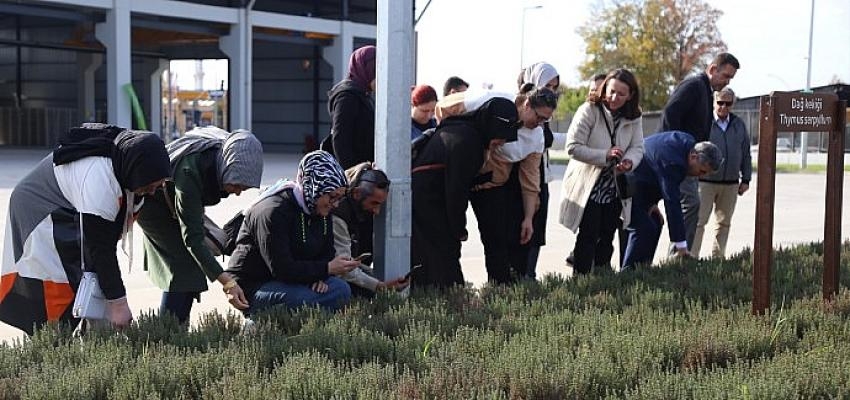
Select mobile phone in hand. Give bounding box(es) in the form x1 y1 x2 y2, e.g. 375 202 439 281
403 264 423 281
353 252 372 262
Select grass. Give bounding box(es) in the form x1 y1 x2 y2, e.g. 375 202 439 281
2 242 850 399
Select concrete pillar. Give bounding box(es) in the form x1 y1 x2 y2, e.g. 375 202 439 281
322 21 354 83
373 0 414 280
76 53 102 123
94 0 132 127
220 8 252 131
143 59 169 137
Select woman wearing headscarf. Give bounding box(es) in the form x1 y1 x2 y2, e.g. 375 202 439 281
135 126 263 324
226 150 358 313
322 45 377 169
411 97 519 288
517 61 563 278
434 86 558 284
0 123 170 335
558 68 645 274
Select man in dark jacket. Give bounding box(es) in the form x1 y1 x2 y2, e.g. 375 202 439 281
693 87 752 259
622 131 721 270
659 52 740 253
411 97 519 288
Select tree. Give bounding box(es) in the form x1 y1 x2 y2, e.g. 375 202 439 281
577 0 726 110
554 85 590 120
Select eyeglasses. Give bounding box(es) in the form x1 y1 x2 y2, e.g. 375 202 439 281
532 107 551 123
716 101 733 107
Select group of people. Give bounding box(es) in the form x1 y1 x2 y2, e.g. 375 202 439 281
0 44 751 336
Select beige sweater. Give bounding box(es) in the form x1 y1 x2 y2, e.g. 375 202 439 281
558 101 644 232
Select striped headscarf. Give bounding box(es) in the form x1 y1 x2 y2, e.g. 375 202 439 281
297 150 347 214
221 129 264 188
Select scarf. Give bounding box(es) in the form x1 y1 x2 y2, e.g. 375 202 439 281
347 45 376 92
522 61 559 89
250 150 346 215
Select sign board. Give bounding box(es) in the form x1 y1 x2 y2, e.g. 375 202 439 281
753 92 847 315
772 92 838 132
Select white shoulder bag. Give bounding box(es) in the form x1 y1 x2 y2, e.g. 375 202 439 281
71 215 108 320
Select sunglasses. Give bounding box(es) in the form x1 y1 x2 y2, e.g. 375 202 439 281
716 101 733 107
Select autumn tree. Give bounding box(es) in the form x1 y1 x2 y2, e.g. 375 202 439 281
554 85 590 120
577 0 726 110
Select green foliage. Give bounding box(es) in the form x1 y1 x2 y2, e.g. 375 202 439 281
4 242 850 399
578 0 726 110
554 85 589 120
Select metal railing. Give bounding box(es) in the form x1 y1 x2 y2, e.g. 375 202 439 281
0 107 105 147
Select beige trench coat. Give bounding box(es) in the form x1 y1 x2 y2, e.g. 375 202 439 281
558 101 645 232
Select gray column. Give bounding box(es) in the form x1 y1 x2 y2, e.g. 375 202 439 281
322 21 354 83
145 59 169 137
76 53 102 123
220 8 252 131
94 0 132 127
373 0 414 280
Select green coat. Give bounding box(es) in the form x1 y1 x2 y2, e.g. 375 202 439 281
137 151 225 292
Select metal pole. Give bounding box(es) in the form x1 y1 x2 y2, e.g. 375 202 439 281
520 9 526 70
801 0 815 168
374 0 414 281
519 5 542 71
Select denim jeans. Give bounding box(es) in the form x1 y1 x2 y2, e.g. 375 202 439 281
248 277 351 315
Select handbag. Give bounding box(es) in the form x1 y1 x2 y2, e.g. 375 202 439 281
597 103 633 200
72 271 107 320
614 172 634 200
161 183 229 256
203 215 228 256
71 216 108 320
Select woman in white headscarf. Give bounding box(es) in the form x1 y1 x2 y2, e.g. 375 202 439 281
517 61 563 278
136 126 264 324
435 86 558 284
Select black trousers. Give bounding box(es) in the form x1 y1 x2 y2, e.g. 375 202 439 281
471 185 519 284
572 200 621 274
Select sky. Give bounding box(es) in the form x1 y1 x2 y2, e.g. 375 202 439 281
171 0 850 102
413 0 850 99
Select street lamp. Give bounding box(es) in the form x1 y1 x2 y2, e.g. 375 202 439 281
520 5 543 70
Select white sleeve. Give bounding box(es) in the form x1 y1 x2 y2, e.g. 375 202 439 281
550 131 567 151
463 90 514 111
54 157 122 221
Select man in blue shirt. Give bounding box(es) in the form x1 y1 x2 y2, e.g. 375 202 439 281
622 131 722 270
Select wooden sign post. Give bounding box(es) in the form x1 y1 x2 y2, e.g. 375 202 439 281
753 92 847 315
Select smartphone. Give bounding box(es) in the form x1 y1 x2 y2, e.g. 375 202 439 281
353 252 372 262
403 264 423 281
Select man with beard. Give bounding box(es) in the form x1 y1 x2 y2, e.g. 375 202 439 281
331 163 408 296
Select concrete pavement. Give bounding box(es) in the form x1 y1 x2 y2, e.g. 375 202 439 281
2 148 849 342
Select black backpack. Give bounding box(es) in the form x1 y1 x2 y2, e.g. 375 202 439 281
220 211 245 256
411 127 437 163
